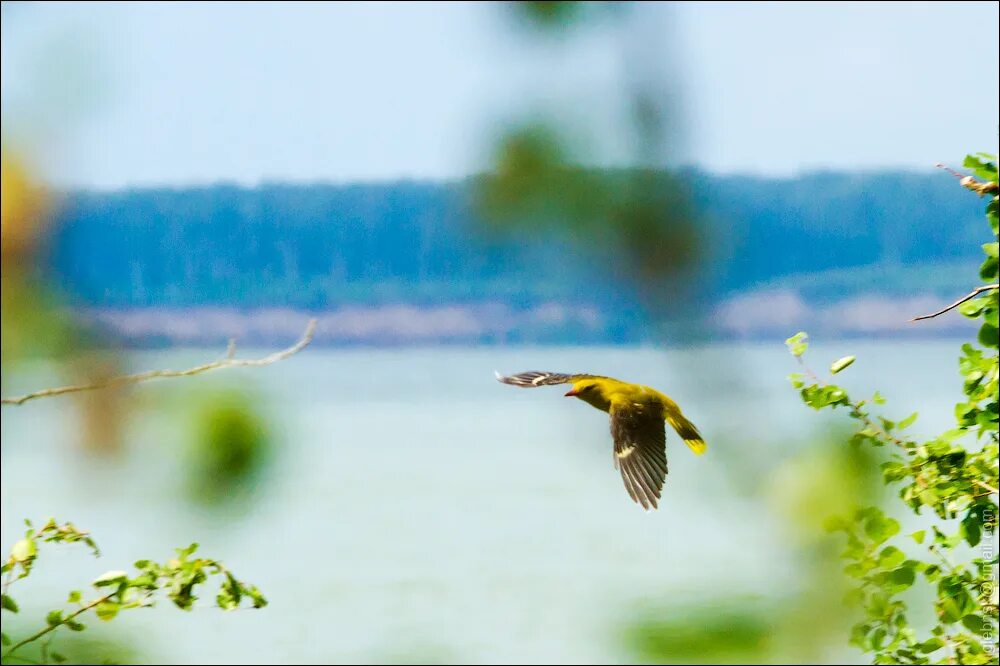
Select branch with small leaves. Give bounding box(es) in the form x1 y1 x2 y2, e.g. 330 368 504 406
1 519 266 664
783 153 999 665
1 319 317 406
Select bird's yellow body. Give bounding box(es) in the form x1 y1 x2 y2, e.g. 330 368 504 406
566 376 707 456
496 370 706 510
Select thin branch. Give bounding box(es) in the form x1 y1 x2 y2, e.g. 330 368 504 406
973 479 999 495
910 285 998 322
936 162 999 196
1 319 318 407
2 561 16 596
2 592 115 659
796 356 909 448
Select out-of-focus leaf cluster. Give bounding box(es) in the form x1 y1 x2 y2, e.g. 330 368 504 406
623 432 884 663
783 154 999 664
0 155 85 368
474 124 704 316
183 387 273 507
509 1 622 30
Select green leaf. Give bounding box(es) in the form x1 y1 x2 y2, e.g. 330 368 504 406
980 255 998 280
888 565 916 589
11 538 36 563
937 582 976 623
66 619 86 632
961 298 989 318
785 331 808 357
961 513 983 547
911 530 926 544
0 594 18 613
963 154 999 180
872 391 886 405
897 412 918 430
46 609 63 626
51 652 67 664
864 513 900 545
0 632 10 646
93 570 128 587
878 546 906 568
830 355 856 374
918 637 945 654
962 614 987 635
983 242 999 258
247 585 268 609
95 600 119 621
978 323 998 349
67 590 82 604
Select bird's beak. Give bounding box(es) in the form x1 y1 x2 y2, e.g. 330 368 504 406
564 388 578 397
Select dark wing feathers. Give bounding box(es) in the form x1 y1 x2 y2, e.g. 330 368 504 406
611 405 668 511
495 370 596 388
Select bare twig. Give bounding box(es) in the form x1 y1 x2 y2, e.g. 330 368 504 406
935 162 999 196
910 285 998 322
1 319 317 407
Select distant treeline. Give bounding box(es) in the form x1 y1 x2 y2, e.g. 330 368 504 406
46 170 988 311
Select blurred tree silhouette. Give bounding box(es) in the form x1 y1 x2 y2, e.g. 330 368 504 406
475 2 705 327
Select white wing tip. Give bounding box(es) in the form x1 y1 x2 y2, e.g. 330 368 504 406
494 370 505 381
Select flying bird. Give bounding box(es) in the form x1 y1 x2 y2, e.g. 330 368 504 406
495 370 705 510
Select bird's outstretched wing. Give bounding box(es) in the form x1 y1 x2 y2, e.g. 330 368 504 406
610 403 668 511
494 370 598 388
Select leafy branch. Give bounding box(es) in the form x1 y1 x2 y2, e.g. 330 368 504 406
1 319 317 406
1 518 266 664
784 153 999 665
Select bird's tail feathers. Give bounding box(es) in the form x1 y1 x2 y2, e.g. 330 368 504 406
666 411 706 455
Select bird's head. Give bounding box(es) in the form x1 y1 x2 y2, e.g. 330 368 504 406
564 379 594 398
565 379 610 410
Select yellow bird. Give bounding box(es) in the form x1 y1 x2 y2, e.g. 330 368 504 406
495 370 705 510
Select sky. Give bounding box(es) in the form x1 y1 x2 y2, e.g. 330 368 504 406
1 1 998 189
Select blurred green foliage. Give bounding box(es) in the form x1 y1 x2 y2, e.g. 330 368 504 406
0 628 138 666
514 1 583 27
184 387 273 507
623 602 775 665
785 154 999 664
0 155 87 369
474 124 704 317
622 431 884 664
510 1 623 30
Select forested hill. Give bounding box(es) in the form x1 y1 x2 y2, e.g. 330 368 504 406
47 170 986 313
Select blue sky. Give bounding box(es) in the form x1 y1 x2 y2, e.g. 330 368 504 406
2 1 998 188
